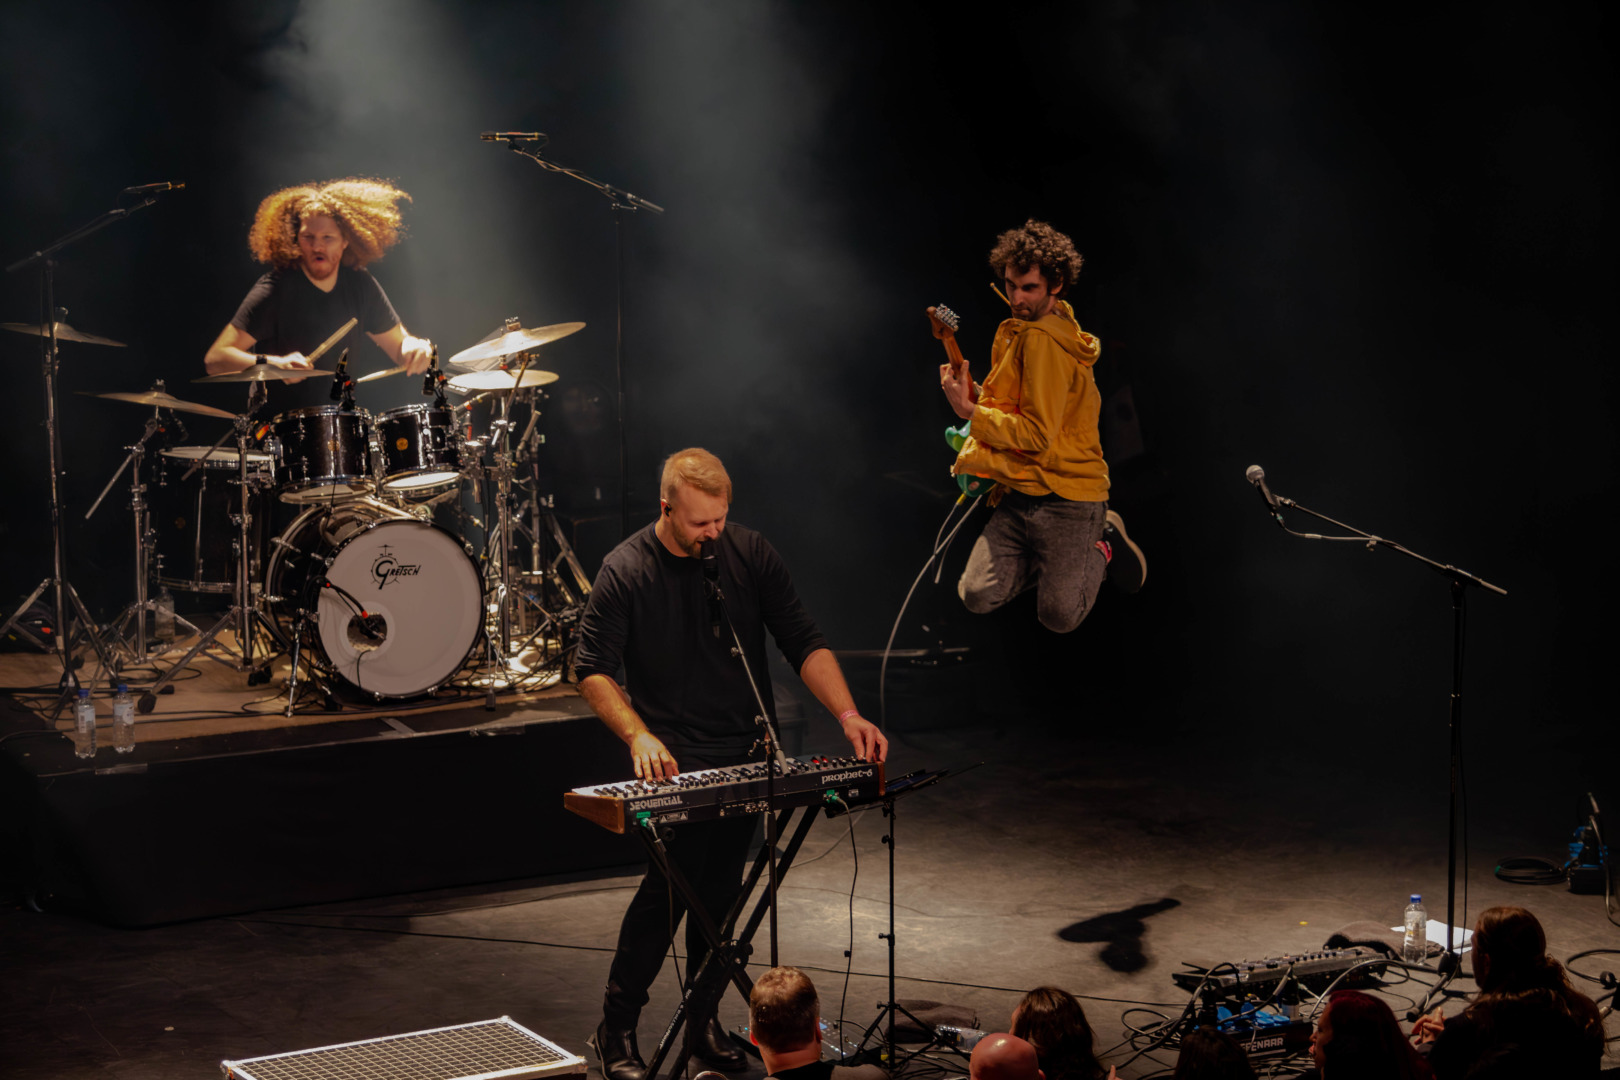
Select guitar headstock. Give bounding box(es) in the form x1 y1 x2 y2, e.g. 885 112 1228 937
927 304 959 340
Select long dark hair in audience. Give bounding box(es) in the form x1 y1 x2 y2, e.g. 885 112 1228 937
1009 986 1107 1080
1316 991 1432 1080
1466 905 1605 1047
1172 1026 1256 1079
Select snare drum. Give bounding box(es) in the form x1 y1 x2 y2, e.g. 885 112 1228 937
376 403 464 497
271 405 374 503
151 446 275 593
264 498 483 699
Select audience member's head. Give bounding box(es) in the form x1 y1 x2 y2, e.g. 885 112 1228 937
1456 906 1606 1073
1172 1026 1256 1080
749 966 820 1064
1471 906 1567 995
1009 987 1106 1080
1309 991 1431 1080
970 1033 1044 1080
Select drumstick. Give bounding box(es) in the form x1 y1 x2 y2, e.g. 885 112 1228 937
306 317 359 365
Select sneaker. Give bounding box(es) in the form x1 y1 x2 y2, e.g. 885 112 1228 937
1103 510 1145 593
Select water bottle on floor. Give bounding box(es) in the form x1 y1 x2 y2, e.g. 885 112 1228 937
1402 894 1427 963
72 688 97 759
112 683 136 753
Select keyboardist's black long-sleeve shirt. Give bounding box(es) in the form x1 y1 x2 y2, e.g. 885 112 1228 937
574 521 829 761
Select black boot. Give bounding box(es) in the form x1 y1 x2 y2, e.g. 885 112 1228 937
690 1014 746 1071
590 1020 648 1080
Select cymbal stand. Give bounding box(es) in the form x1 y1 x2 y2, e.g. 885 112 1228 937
468 355 529 690
84 400 191 666
136 378 288 712
0 190 170 711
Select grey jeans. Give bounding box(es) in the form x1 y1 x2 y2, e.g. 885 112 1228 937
958 491 1108 633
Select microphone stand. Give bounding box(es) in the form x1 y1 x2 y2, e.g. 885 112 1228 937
489 134 664 540
0 189 171 712
1252 475 1506 978
704 549 790 967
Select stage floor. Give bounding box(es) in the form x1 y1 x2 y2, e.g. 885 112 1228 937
2 687 1616 1079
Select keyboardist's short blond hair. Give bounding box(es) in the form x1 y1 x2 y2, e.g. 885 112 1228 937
660 448 732 506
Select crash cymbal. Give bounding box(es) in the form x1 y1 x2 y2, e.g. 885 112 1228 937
355 367 404 383
3 321 126 347
446 368 560 393
193 365 335 384
448 321 584 371
80 389 236 419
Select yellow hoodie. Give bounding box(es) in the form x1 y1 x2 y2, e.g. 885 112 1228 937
951 300 1109 502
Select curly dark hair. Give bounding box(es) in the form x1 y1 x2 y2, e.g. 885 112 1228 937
1010 986 1106 1080
988 219 1084 294
247 177 412 270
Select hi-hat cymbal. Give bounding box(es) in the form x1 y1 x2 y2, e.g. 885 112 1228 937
80 389 236 419
446 369 560 393
193 365 335 383
3 321 127 347
448 321 584 371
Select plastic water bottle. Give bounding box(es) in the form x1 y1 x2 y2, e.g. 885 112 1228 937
937 1026 987 1051
155 586 175 643
112 684 136 753
1403 894 1427 963
72 688 97 759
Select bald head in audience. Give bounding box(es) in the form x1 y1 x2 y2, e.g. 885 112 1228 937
970 1034 1044 1080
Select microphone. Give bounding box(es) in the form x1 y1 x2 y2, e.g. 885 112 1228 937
1245 464 1285 526
423 343 439 396
329 347 351 401
479 131 546 142
122 181 185 195
700 539 721 639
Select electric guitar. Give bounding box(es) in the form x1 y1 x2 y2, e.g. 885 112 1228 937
927 304 995 499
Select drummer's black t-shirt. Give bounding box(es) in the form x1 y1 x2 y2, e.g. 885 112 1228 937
231 265 400 364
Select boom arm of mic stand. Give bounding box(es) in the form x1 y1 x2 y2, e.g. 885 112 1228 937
1271 494 1507 596
503 142 665 214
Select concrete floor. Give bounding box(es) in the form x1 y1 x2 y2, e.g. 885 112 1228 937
3 704 1617 1079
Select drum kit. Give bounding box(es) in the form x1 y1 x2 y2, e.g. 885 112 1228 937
4 314 593 715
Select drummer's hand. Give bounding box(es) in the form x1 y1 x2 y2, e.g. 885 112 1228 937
274 352 313 384
629 731 679 783
399 336 434 376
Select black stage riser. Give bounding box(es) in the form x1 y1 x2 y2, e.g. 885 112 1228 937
7 716 640 926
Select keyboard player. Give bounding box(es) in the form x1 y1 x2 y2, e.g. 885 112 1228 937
575 448 887 1080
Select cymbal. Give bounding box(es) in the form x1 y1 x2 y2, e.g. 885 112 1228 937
447 369 560 393
193 365 335 384
448 321 584 371
3 321 126 347
162 445 275 465
355 367 403 383
80 389 236 419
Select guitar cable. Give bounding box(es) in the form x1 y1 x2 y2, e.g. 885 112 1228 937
878 495 984 730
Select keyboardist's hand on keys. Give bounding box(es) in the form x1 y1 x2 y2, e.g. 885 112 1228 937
630 730 680 782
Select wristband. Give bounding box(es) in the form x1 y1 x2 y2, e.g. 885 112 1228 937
837 708 861 722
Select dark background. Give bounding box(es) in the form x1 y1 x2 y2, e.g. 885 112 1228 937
3 2 1614 809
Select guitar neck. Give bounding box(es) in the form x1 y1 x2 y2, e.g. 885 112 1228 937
941 334 967 377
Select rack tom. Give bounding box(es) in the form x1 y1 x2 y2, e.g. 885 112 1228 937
270 405 374 503
376 403 464 497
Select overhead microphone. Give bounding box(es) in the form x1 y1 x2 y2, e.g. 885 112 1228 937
1245 464 1286 527
122 181 185 195
479 131 546 142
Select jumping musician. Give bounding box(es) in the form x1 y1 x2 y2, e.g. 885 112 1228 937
574 448 888 1080
939 218 1146 633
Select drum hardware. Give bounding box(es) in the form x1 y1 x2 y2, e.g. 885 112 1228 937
80 389 205 662
1 192 152 711
135 378 293 712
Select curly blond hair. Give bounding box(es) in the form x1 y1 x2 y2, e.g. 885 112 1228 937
988 219 1084 294
246 178 412 270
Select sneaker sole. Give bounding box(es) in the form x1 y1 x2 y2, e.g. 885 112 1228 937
1105 510 1146 592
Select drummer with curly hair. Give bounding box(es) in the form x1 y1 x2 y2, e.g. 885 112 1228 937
204 177 434 380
